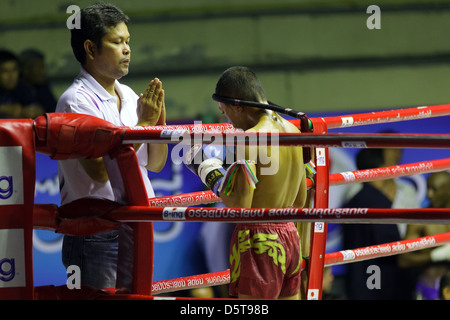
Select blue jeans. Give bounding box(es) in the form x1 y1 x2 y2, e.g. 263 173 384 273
62 224 134 290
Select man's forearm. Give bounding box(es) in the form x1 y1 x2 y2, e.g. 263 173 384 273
146 143 168 172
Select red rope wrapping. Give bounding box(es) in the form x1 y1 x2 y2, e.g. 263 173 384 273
320 104 450 129
152 270 230 295
121 103 450 137
148 190 220 207
122 130 450 149
325 232 450 266
328 157 450 186
120 104 450 148
104 207 450 224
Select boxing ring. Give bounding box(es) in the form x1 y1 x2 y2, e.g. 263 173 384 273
1 103 450 300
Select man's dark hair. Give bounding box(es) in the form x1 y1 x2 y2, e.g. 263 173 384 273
0 50 18 65
19 49 44 67
215 66 267 103
355 148 384 170
71 3 130 65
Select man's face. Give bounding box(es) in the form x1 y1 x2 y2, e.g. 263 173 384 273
0 60 19 90
382 148 402 167
93 22 131 80
23 58 46 86
427 173 450 208
219 102 243 129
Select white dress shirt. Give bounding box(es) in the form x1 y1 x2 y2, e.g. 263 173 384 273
56 67 155 205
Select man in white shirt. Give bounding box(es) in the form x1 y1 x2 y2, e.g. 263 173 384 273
56 3 167 290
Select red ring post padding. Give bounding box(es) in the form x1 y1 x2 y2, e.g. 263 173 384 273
0 119 36 300
34 113 154 296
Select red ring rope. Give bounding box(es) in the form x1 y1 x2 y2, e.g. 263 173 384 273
122 130 450 149
121 103 450 135
152 270 230 295
103 206 450 224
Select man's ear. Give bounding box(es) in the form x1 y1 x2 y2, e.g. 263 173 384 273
235 105 244 113
84 40 96 61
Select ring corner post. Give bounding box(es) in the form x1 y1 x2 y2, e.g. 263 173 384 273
114 145 154 296
306 119 330 300
0 119 36 300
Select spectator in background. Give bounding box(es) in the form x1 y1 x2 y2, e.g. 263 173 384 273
19 48 57 114
0 49 25 118
0 49 44 118
439 269 450 300
342 147 418 299
321 266 345 300
398 171 450 300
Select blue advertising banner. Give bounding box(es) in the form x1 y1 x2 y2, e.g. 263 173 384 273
33 153 65 286
32 111 450 287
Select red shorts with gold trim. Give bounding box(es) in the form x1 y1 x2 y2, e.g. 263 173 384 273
229 222 301 298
